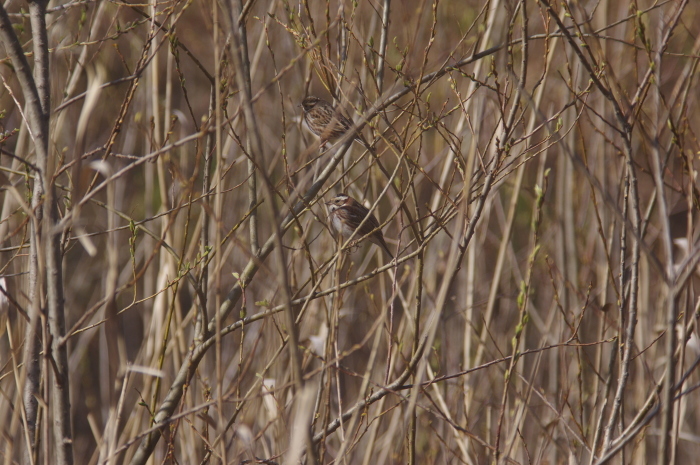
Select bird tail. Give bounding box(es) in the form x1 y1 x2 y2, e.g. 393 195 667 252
380 241 394 259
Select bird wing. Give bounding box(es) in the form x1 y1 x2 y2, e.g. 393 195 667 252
342 204 381 237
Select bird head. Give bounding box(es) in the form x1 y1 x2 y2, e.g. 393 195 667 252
325 193 351 212
300 95 321 111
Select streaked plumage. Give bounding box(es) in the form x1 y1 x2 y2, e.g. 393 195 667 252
300 96 362 147
326 194 393 258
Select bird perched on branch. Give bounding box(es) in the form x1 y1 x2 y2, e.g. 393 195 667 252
299 96 366 149
326 193 393 258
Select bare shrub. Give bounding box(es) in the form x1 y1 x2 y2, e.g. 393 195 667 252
1 1 699 464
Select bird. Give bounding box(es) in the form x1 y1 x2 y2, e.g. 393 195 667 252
325 193 394 258
299 96 364 148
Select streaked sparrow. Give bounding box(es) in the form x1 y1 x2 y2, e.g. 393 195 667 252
300 96 364 148
326 193 393 258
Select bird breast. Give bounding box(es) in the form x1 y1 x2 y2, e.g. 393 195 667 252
330 212 349 237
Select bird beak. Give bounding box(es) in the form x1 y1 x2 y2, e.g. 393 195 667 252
324 200 333 205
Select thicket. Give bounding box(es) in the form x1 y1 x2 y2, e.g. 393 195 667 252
1 0 699 464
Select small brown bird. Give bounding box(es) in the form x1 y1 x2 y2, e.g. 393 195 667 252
326 194 394 258
299 96 363 148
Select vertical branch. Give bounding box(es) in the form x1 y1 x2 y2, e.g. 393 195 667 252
376 0 391 93
588 343 619 464
195 88 216 344
22 189 43 462
407 249 424 465
648 6 688 462
100 161 126 465
235 0 259 256
0 1 72 463
28 2 50 119
1 1 43 462
0 3 48 456
604 119 642 459
30 0 72 461
212 1 226 462
495 172 546 464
